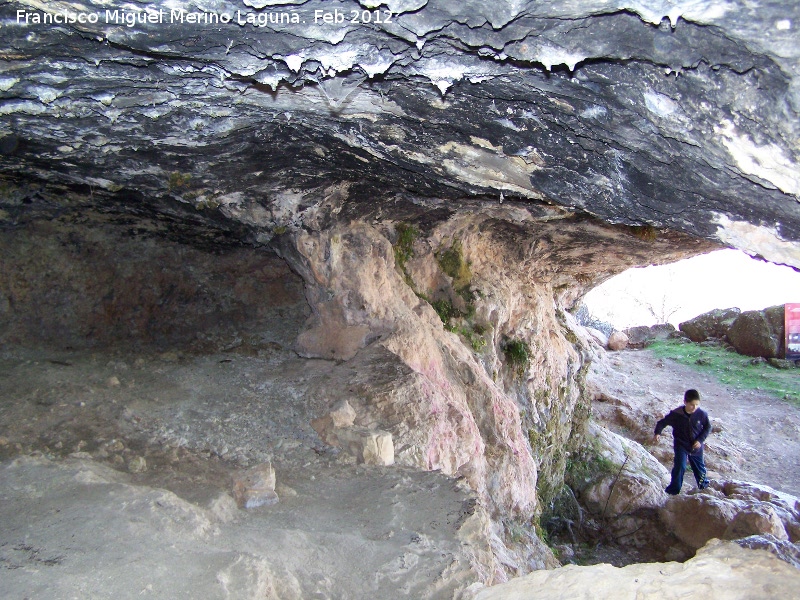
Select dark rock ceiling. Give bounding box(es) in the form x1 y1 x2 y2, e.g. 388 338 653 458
0 0 798 266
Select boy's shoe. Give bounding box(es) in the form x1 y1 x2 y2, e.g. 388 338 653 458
698 480 711 490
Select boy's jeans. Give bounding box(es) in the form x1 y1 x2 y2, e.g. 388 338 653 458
665 445 708 495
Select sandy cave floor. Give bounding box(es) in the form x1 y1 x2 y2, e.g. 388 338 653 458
0 343 799 597
0 346 479 599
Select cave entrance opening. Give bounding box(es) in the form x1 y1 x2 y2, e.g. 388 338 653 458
581 249 800 332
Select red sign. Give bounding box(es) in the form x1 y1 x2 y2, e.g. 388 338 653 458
787 303 800 360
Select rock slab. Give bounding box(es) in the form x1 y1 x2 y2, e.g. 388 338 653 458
472 539 800 600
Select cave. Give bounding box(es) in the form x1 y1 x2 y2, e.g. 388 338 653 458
1 0 799 597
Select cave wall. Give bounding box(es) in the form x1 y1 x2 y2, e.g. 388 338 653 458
0 216 307 351
0 185 715 577
266 203 712 574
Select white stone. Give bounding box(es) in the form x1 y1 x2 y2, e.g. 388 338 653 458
335 427 395 466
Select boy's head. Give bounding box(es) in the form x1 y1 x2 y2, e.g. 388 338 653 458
684 389 701 413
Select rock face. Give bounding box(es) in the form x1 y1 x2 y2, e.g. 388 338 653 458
679 308 741 343
568 422 668 520
472 539 800 600
728 306 785 358
1 1 799 268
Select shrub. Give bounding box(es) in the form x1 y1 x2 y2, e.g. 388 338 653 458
503 338 530 375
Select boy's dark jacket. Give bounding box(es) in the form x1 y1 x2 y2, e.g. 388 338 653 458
654 407 711 454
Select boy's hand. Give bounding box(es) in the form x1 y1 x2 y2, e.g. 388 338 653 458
692 441 702 450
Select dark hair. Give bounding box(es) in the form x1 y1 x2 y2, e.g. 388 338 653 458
684 389 700 402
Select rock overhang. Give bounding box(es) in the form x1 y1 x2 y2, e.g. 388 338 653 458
0 0 798 267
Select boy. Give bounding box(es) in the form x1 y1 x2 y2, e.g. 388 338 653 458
653 389 711 495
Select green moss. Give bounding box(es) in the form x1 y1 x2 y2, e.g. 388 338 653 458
564 329 579 345
393 223 419 271
436 239 472 291
565 434 616 489
273 225 287 235
628 224 658 241
167 171 191 190
194 197 221 211
532 515 551 548
459 326 487 351
431 299 456 325
503 338 530 374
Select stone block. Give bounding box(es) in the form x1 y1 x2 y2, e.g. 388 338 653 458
232 462 278 509
329 399 356 428
335 426 395 466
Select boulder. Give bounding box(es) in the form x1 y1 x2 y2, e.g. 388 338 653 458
725 504 789 541
624 323 676 348
679 308 741 343
607 331 629 351
728 309 782 358
570 423 668 519
623 325 651 348
764 305 786 348
472 539 800 600
650 324 677 340
659 481 800 550
659 493 739 549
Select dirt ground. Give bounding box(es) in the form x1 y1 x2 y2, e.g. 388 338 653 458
589 347 800 497
0 346 482 599
1 341 798 597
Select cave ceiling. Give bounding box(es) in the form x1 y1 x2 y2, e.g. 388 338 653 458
0 0 799 267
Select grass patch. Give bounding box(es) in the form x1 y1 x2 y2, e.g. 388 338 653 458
648 339 799 405
503 338 530 375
